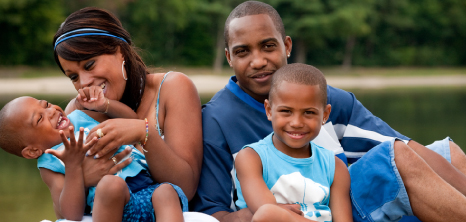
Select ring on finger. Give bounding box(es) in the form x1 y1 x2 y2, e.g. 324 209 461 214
111 156 118 165
96 128 104 138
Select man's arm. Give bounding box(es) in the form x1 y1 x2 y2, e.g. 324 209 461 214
326 86 410 162
190 132 253 221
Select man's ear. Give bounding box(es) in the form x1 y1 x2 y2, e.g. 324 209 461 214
225 48 232 67
284 36 292 58
21 146 43 159
264 99 272 121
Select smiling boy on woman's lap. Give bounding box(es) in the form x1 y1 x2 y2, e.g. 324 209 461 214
0 96 186 222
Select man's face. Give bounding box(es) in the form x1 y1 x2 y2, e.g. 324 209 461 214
226 14 292 103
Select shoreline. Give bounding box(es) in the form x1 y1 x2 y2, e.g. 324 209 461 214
1 75 466 95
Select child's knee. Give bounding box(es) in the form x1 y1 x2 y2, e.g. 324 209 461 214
152 183 178 203
95 175 128 199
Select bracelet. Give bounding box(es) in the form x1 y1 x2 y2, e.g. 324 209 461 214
104 98 110 114
139 118 149 152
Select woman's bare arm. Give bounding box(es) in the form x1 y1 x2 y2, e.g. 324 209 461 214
84 72 203 200
142 72 203 200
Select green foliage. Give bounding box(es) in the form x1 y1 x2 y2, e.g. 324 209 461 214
2 0 466 67
0 0 64 66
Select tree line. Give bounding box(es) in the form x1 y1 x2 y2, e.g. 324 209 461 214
1 0 465 69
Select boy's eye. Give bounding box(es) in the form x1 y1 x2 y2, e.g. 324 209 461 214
37 115 42 125
235 49 247 56
84 60 95 70
305 111 315 115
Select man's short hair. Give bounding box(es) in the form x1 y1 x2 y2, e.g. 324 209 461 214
0 100 25 157
224 1 285 50
269 63 328 107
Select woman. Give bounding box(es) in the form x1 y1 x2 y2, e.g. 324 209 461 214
49 7 209 221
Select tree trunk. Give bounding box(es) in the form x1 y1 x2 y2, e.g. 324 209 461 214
342 36 356 70
213 24 225 75
295 39 307 64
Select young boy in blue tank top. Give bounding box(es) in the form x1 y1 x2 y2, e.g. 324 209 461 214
234 63 352 222
0 93 186 222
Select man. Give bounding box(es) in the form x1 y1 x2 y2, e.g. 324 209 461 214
191 1 466 221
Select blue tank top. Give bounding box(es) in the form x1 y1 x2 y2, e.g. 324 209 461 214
37 110 150 210
235 133 335 222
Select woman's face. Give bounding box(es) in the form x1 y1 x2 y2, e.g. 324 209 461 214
58 50 127 101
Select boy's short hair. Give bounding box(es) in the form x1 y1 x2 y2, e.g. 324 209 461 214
269 63 328 107
224 1 285 49
0 100 25 157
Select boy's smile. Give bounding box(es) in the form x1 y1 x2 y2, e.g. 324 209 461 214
10 97 73 151
265 81 330 158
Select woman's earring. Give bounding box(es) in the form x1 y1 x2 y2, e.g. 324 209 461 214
287 54 290 58
122 61 127 81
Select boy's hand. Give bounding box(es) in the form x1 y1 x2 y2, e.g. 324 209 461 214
76 86 108 113
46 126 98 167
278 204 304 216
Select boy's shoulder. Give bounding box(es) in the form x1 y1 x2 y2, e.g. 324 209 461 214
78 110 108 123
241 133 273 153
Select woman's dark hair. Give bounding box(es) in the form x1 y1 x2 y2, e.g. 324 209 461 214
53 7 148 111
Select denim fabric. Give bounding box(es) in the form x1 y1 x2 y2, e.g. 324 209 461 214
122 182 188 222
349 137 451 222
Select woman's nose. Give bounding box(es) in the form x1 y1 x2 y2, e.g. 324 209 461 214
79 72 94 88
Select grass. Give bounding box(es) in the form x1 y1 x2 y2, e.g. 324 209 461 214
1 66 466 78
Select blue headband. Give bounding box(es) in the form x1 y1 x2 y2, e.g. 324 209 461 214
54 28 128 50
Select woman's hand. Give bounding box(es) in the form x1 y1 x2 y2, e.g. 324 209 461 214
86 118 146 159
81 146 133 188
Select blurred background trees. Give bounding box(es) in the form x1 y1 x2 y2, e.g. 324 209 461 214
1 0 465 68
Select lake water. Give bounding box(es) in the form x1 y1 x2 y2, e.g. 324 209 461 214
1 88 465 221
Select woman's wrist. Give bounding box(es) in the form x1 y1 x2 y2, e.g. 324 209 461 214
98 98 110 113
139 118 149 152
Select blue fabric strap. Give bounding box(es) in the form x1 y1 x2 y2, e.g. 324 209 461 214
155 72 171 136
54 28 128 49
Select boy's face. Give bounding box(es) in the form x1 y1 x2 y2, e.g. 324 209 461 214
225 14 292 103
265 81 331 157
10 97 72 152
